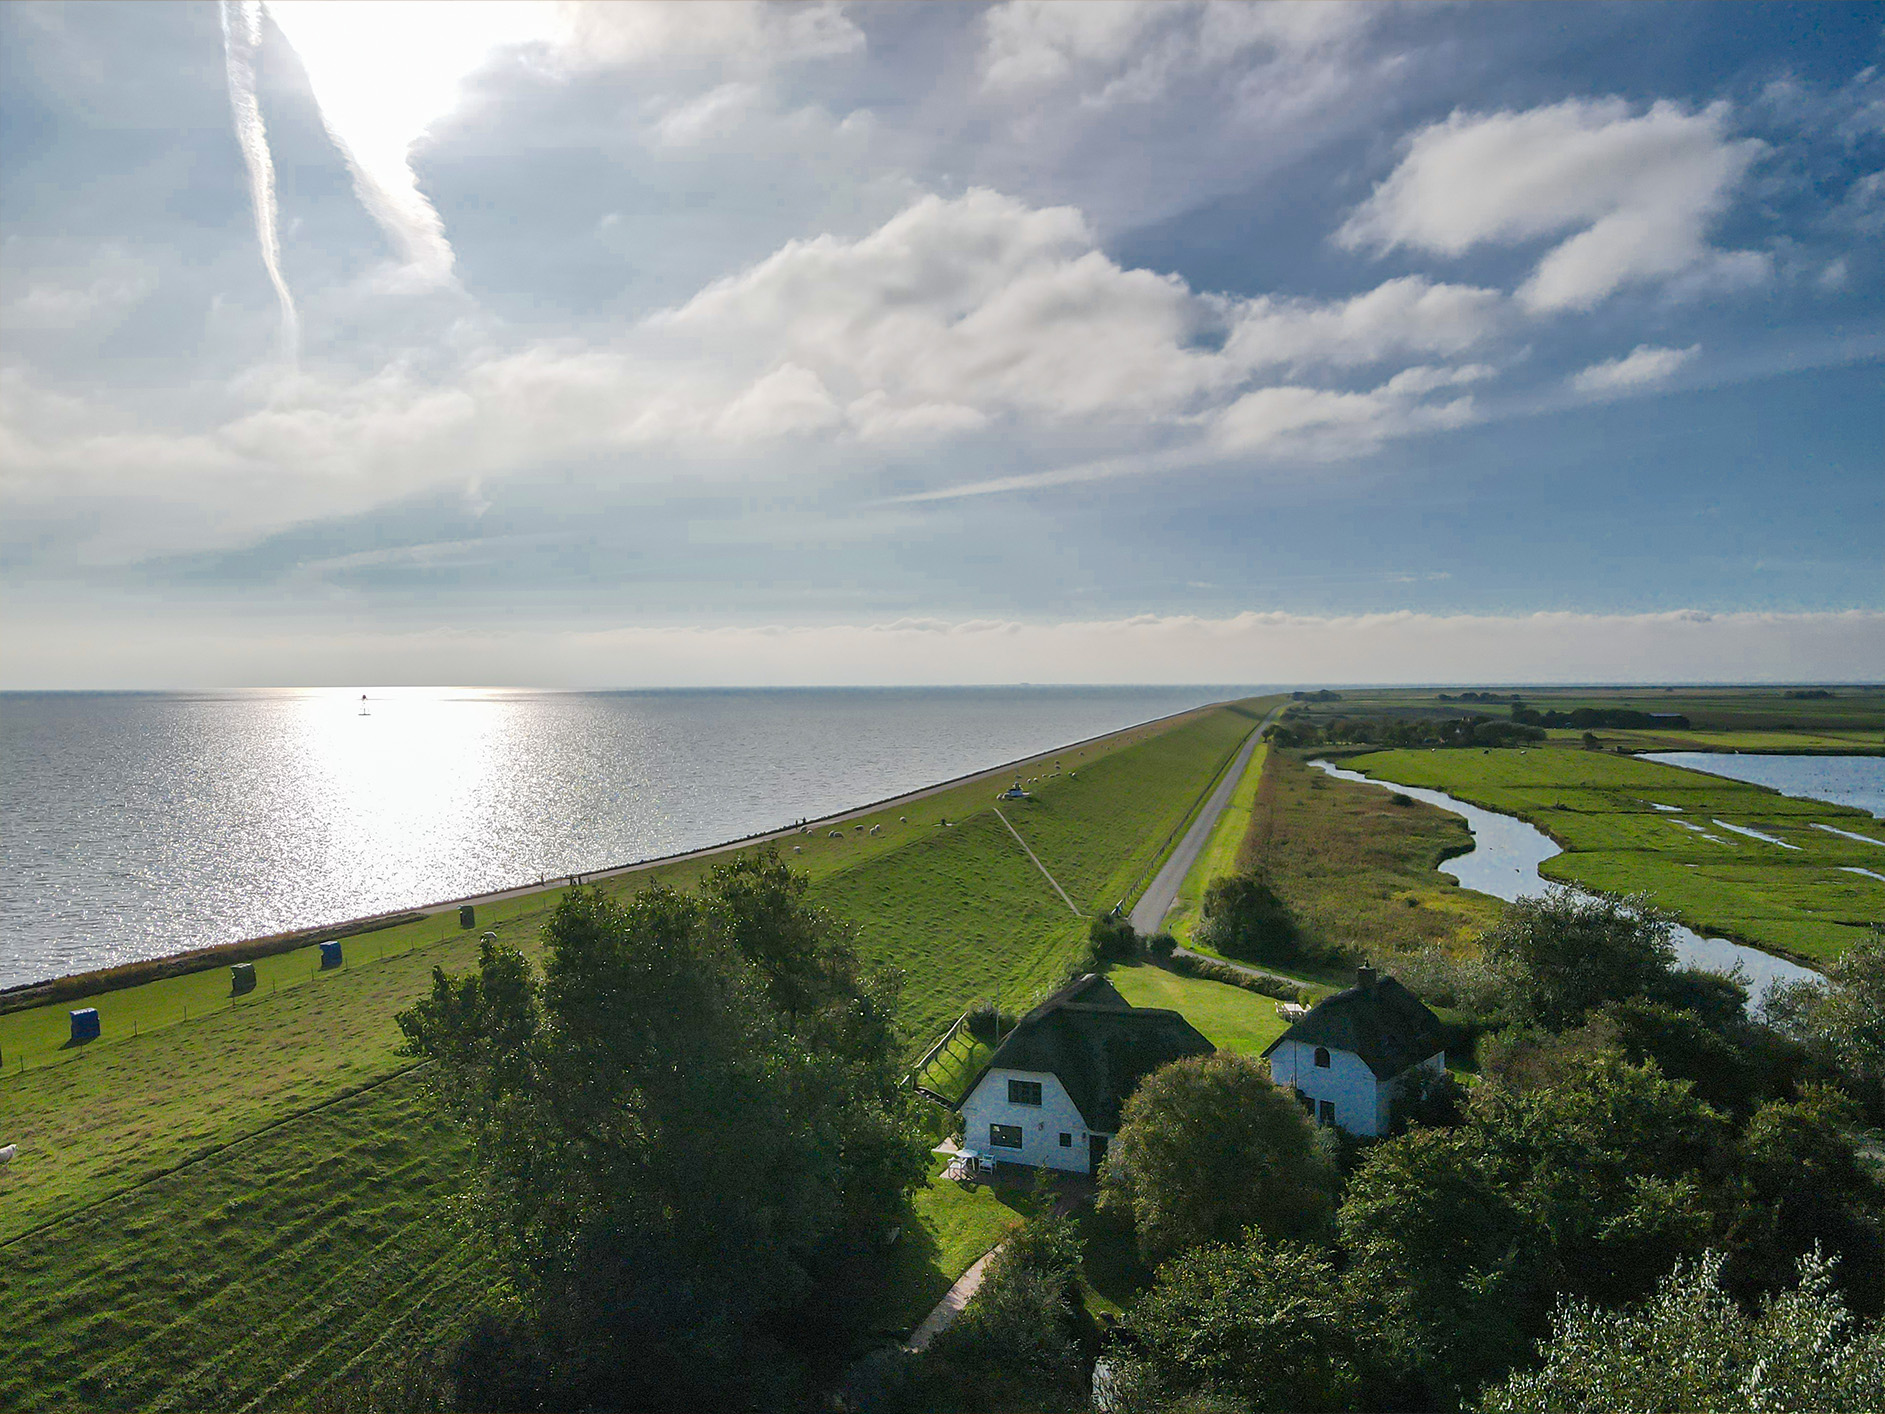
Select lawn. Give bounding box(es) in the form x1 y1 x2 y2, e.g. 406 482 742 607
0 1067 478 1413
1343 746 1885 963
0 699 1269 1408
1105 962 1291 1056
882 1159 1040 1334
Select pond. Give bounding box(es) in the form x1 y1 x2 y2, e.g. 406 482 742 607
1309 759 1823 1007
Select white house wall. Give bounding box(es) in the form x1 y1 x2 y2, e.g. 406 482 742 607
1268 1040 1385 1136
1267 1042 1448 1137
960 1067 1095 1172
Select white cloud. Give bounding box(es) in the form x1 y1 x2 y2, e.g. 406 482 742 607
981 0 1369 102
1 188 1521 560
656 188 1227 423
5 606 1878 690
555 0 863 70
1340 98 1767 312
1212 378 1476 457
1571 343 1700 395
1223 276 1506 372
3 259 156 330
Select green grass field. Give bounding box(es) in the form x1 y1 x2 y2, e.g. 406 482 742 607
1341 746 1885 962
0 697 1271 1408
1178 750 1501 980
1280 686 1885 756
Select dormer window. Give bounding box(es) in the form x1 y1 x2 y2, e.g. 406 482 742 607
1008 1079 1043 1106
1314 1047 1331 1069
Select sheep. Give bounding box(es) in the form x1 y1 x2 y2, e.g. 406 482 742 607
0 1144 16 1165
830 830 844 840
899 816 907 824
869 824 882 836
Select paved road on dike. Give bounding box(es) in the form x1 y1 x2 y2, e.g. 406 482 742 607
1128 704 1282 937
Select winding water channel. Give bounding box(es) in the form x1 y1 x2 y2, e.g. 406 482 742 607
1308 759 1823 1005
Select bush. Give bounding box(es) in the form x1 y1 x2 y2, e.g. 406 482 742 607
1146 931 1177 961
1089 912 1139 963
910 1207 1091 1412
1120 1235 1376 1412
1196 874 1300 966
1478 1250 1885 1414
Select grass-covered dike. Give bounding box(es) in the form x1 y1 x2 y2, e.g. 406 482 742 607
0 697 1272 1410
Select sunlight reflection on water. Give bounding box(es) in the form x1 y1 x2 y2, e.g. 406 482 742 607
1 685 1230 986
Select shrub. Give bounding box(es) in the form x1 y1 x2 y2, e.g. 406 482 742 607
1196 874 1299 966
1121 1235 1375 1412
1478 1250 1885 1414
1089 912 1139 963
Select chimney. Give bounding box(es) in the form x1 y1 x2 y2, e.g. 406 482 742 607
1356 966 1378 989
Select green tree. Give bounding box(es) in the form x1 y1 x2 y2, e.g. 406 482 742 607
395 855 926 1409
1339 1056 1729 1405
1471 1053 1728 1308
1479 887 1677 1029
1767 933 1885 1114
1196 875 1299 966
915 1206 1090 1413
1479 1251 1885 1414
1089 912 1139 963
1339 1127 1543 1406
1099 1052 1337 1266
1121 1235 1373 1413
1729 1085 1885 1313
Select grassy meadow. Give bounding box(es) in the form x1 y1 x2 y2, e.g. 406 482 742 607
1189 749 1501 978
1342 746 1884 963
0 697 1271 1408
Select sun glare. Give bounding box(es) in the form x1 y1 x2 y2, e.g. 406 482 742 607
263 1 558 278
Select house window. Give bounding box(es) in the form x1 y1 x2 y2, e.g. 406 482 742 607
1314 1046 1331 1069
1318 1100 1336 1126
989 1123 1024 1149
1007 1079 1043 1106
1059 1132 1072 1147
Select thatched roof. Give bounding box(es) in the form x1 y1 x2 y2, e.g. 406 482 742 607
1261 970 1445 1080
957 974 1214 1131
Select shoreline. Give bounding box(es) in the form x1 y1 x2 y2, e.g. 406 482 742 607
2 700 1231 1008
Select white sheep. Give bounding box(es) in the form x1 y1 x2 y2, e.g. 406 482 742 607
0 1143 16 1165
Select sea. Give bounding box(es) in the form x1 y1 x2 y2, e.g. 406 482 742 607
0 686 1244 988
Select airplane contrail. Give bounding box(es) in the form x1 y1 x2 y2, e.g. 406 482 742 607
220 0 299 357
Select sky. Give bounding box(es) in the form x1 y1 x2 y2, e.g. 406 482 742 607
1 0 1880 688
